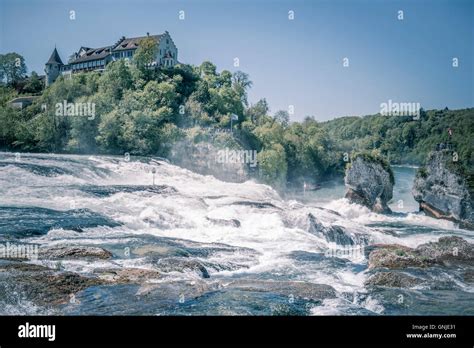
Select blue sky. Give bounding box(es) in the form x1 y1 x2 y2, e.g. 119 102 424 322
1 0 472 120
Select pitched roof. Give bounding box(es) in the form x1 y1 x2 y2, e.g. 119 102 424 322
60 32 169 66
46 48 63 65
112 34 164 51
68 46 112 64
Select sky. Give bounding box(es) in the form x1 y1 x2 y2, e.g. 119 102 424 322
0 0 473 121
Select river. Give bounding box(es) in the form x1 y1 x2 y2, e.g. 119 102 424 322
0 152 472 315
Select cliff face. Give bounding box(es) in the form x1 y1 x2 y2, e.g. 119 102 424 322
412 150 474 229
344 155 394 213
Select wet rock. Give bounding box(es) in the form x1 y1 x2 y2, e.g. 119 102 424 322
131 245 190 258
0 207 121 238
368 237 474 269
416 236 474 263
412 150 474 230
226 279 337 301
135 279 216 299
152 257 210 278
94 268 161 284
365 271 423 288
307 213 369 246
206 217 241 228
0 261 107 306
39 246 113 260
79 184 177 197
368 246 432 269
344 153 394 213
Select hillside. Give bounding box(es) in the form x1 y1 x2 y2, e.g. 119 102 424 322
322 108 474 170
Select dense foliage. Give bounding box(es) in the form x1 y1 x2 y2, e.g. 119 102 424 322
0 48 472 189
322 109 474 170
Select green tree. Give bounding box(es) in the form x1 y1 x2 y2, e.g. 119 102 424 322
0 53 27 85
22 71 43 94
258 143 288 188
99 60 133 100
133 36 158 69
273 110 290 127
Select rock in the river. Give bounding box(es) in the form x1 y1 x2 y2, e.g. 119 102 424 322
368 244 432 269
365 271 423 288
94 268 161 283
412 149 474 230
226 279 337 301
152 257 211 278
368 236 474 269
39 246 113 260
416 236 474 263
344 153 394 213
0 261 107 306
206 217 241 228
307 213 369 246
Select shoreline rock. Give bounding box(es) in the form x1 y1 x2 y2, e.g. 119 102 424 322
413 149 474 229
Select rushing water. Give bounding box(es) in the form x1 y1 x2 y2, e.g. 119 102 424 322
0 152 472 315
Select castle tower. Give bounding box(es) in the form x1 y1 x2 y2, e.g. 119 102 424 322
45 47 63 86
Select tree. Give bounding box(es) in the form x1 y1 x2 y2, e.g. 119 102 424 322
0 53 27 85
133 37 158 70
22 71 43 94
99 60 133 100
273 110 290 127
258 143 287 188
200 61 217 77
232 71 252 105
246 98 269 125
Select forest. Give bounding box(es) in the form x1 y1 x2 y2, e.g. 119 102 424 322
1 43 472 189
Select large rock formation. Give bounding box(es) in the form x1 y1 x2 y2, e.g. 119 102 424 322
344 153 394 213
0 261 107 306
412 149 474 229
366 236 474 288
368 236 474 269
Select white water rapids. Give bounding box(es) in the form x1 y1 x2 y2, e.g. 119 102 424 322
0 152 472 315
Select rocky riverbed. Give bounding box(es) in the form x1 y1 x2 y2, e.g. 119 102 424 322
0 152 473 315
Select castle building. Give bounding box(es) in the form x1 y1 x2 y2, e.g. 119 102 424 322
45 47 63 86
45 31 178 86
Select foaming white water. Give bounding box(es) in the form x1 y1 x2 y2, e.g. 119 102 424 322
323 198 473 247
2 152 471 315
